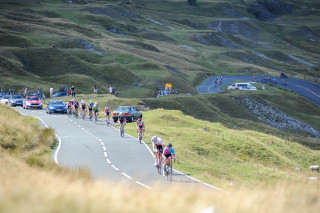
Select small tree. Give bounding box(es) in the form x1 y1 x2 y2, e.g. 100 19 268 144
188 0 197 6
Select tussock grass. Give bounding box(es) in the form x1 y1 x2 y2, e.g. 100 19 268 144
0 150 319 213
125 109 320 186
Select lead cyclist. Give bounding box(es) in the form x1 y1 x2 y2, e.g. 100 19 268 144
151 136 164 167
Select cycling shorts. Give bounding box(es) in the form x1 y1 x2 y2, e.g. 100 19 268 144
155 144 163 153
75 105 79 109
67 105 71 108
88 108 92 111
82 106 86 110
164 153 172 158
106 111 110 115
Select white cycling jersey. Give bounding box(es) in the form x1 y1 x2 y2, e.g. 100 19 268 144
153 137 163 146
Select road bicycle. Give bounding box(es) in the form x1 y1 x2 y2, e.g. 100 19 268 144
93 111 98 123
106 116 111 127
164 157 175 182
120 123 125 137
67 108 72 118
74 108 79 119
88 110 93 121
155 150 162 175
81 109 86 120
137 128 143 144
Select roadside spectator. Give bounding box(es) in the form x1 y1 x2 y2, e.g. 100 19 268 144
51 43 55 48
115 90 118 97
93 85 98 97
71 86 76 97
154 90 158 98
24 87 28 97
109 85 113 97
50 87 53 98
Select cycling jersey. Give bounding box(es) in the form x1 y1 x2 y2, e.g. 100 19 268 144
137 121 145 128
74 101 79 109
81 103 86 110
92 106 99 112
67 102 72 108
153 137 163 146
105 108 110 115
88 104 93 111
163 147 175 157
119 116 126 123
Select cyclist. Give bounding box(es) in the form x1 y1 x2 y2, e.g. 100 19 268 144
67 99 73 115
118 112 126 133
104 106 110 123
151 136 164 166
73 99 79 117
136 118 145 137
88 100 93 118
162 143 176 176
81 100 86 118
92 102 99 122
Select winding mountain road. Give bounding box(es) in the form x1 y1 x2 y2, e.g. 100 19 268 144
16 107 223 191
197 76 320 106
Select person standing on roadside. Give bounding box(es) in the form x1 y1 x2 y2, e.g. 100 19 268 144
93 85 98 97
50 87 53 98
109 85 113 97
71 86 76 97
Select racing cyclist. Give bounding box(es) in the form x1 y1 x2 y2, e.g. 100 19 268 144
72 99 79 117
88 100 94 119
151 136 164 167
118 112 126 134
162 143 176 176
67 99 73 115
136 118 145 137
92 102 99 122
104 106 111 124
81 100 86 118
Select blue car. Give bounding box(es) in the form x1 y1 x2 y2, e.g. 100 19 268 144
46 100 67 114
9 95 24 107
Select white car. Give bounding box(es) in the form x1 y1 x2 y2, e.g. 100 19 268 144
1 95 10 104
227 83 257 90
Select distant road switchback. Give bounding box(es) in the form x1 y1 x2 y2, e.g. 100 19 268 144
197 76 320 106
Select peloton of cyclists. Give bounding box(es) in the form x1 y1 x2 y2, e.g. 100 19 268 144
136 118 145 137
151 136 164 167
162 143 176 176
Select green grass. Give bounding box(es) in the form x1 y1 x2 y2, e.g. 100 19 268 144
124 109 320 186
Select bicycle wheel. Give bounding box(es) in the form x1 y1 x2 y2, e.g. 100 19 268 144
157 157 162 175
138 134 142 144
120 126 124 137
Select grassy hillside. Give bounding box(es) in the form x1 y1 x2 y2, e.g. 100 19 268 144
0 0 319 97
0 103 319 213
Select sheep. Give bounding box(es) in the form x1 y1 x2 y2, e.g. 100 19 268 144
309 165 319 172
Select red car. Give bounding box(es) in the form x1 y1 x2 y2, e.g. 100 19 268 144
23 96 43 109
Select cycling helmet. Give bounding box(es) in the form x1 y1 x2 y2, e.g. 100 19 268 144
81 100 84 103
69 99 72 102
138 118 141 122
95 102 97 105
105 107 108 110
72 99 75 102
167 143 172 148
151 136 157 142
119 112 124 116
90 100 93 104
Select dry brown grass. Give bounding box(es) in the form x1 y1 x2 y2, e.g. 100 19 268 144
0 150 319 213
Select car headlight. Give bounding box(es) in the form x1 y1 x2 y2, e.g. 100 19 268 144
26 102 31 106
49 107 55 109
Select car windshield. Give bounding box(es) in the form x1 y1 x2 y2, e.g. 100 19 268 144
12 95 22 99
116 106 131 112
28 97 39 100
52 101 64 105
4 95 10 99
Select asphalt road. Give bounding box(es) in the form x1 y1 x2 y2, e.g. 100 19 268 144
197 76 320 106
16 107 223 191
